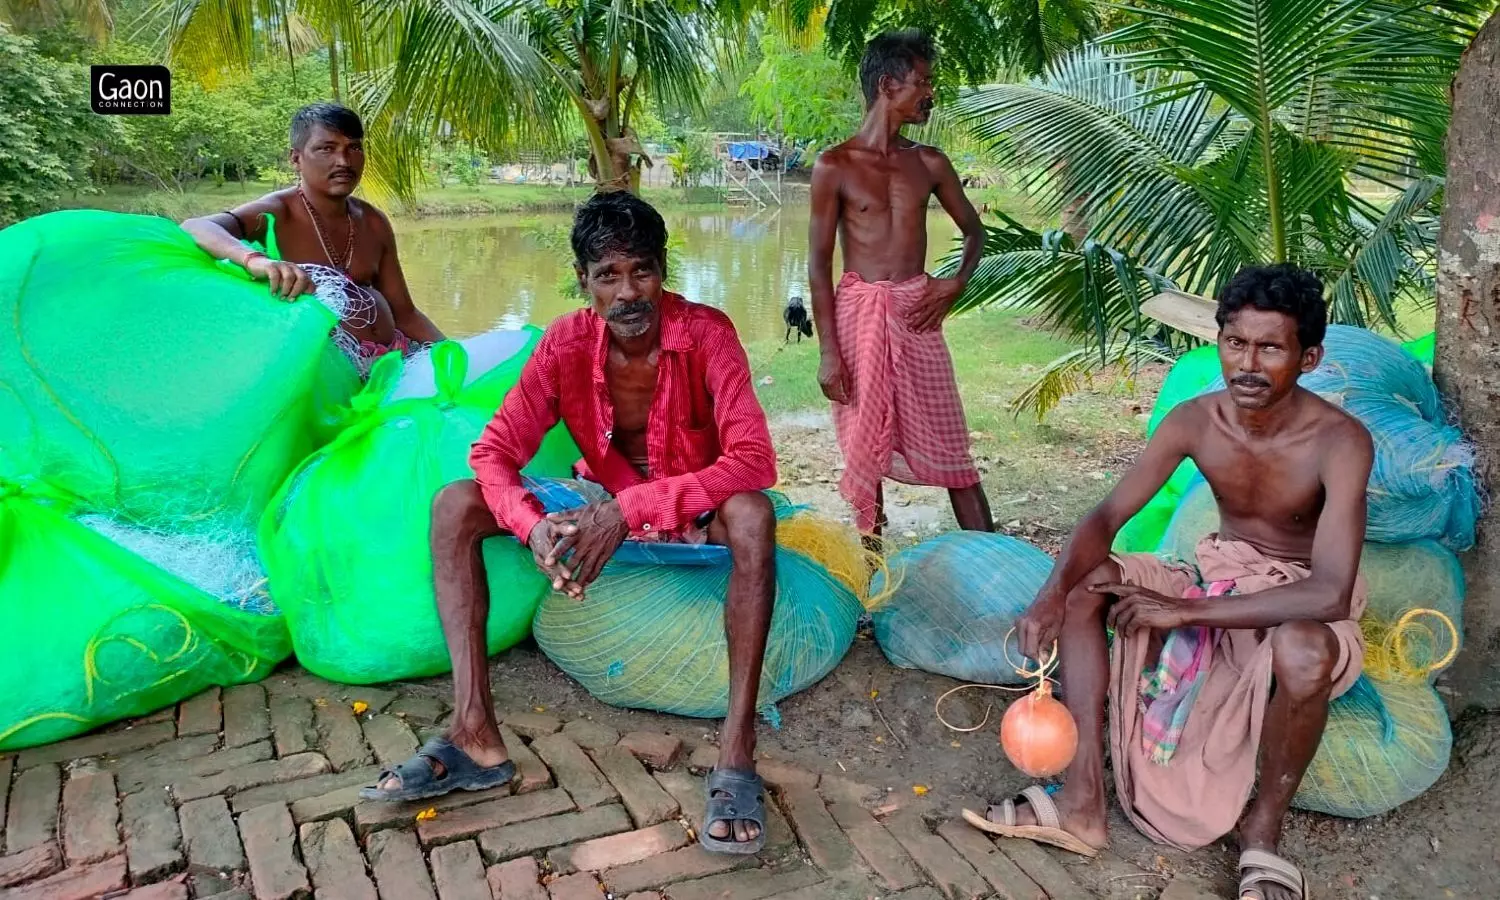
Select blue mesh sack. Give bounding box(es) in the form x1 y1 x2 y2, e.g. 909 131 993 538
1334 393 1479 550
869 532 1055 685
1292 675 1452 818
530 504 864 720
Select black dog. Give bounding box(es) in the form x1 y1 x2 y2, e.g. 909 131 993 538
784 295 813 343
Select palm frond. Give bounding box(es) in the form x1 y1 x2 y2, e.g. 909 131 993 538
1010 338 1178 419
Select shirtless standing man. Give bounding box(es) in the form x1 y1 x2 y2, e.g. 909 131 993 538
182 102 445 372
808 29 993 536
965 266 1373 900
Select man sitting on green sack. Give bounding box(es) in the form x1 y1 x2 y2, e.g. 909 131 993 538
360 192 781 855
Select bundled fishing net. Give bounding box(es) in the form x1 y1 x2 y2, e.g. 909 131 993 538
1115 346 1218 554
0 479 290 751
868 532 1055 685
1292 675 1452 818
390 326 541 405
1297 325 1443 421
79 515 274 615
1333 393 1479 550
258 344 581 684
530 504 867 720
0 210 360 528
1403 332 1435 369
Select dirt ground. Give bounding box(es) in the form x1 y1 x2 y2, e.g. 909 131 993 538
373 410 1500 899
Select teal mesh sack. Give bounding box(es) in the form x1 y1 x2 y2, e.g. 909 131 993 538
0 210 360 529
0 480 289 751
1115 346 1217 553
531 517 863 720
1292 675 1452 818
868 532 1054 685
1334 393 1479 551
259 344 580 684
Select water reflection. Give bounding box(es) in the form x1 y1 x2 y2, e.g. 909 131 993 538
393 206 961 343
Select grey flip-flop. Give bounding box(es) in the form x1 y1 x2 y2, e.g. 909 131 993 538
961 785 1101 857
1239 848 1308 900
358 736 516 802
700 768 767 855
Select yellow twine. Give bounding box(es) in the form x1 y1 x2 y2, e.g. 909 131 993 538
934 629 1060 734
775 514 899 609
1362 607 1458 683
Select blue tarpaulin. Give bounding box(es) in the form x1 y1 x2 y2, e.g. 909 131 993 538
727 141 775 161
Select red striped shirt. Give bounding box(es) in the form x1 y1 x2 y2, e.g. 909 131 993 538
469 292 777 544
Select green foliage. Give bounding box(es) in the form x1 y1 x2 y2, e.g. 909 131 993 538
82 43 330 191
948 0 1490 416
431 144 486 188
665 132 715 187
741 26 860 145
814 0 1100 86
0 25 117 226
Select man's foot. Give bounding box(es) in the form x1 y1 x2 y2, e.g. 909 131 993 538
701 767 766 854
360 736 514 802
961 785 1107 857
1236 849 1307 900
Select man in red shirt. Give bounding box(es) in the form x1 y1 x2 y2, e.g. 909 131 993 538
361 192 779 855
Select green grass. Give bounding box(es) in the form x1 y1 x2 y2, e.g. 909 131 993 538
745 308 1160 535
70 181 733 221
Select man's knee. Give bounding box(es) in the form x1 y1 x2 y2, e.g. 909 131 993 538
431 479 497 545
1062 560 1120 620
1271 620 1339 696
721 492 776 545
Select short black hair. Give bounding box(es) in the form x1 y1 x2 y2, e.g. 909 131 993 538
290 103 364 149
1214 264 1327 350
859 29 936 106
570 191 668 270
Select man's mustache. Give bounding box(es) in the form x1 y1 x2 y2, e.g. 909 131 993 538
607 300 653 321
330 169 356 179
1231 375 1270 388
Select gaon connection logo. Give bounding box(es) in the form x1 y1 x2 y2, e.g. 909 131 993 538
90 65 171 115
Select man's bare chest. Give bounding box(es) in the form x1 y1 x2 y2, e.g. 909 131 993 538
1194 440 1326 524
274 220 381 284
840 161 935 216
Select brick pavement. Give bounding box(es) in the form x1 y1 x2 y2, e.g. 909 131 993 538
0 670 1212 900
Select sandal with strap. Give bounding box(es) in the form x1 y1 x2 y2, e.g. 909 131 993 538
1239 849 1308 900
358 736 516 802
960 785 1101 858
700 768 767 855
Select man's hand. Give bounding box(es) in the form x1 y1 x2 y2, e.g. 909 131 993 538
818 354 851 404
543 500 631 599
246 256 313 301
906 277 963 333
1016 588 1066 662
527 520 583 598
1096 583 1194 634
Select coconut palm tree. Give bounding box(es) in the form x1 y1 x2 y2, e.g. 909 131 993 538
946 0 1490 416
149 0 749 196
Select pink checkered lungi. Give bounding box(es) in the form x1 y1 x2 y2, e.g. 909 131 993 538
831 271 980 531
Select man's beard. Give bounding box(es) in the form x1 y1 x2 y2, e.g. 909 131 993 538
607 300 654 337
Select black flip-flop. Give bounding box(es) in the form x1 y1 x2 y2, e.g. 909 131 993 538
700 768 767 855
359 736 516 802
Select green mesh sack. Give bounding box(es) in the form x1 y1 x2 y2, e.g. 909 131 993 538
259 343 579 684
0 210 359 528
1403 332 1434 368
532 530 863 721
1114 346 1218 553
0 480 289 751
1292 675 1452 818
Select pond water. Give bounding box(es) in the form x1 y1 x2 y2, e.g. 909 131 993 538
393 205 964 344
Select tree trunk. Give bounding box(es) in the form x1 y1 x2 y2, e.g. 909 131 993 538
1435 11 1500 709
329 28 341 102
